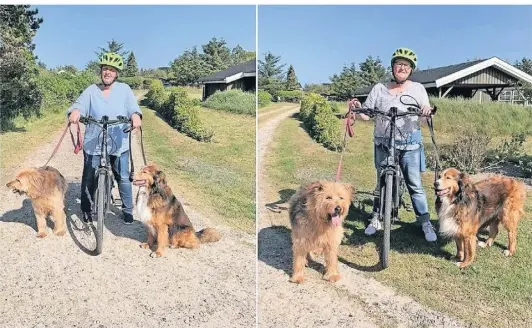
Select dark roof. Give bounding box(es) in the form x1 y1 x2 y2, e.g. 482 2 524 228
409 59 485 84
354 58 487 96
198 59 256 83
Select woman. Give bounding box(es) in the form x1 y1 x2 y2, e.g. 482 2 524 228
350 47 437 242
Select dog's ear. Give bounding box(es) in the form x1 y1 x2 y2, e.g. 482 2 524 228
307 180 324 193
25 169 45 198
151 170 168 197
342 183 355 199
456 172 471 202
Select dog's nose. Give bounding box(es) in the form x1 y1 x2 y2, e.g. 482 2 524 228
434 181 440 188
334 205 341 214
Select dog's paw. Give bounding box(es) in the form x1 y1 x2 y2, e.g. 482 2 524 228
324 274 341 283
54 229 66 236
477 241 487 248
457 261 471 269
289 275 304 284
140 243 150 249
503 249 512 257
37 232 47 238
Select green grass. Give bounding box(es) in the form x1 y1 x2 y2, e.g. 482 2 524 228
141 105 255 233
264 110 532 328
184 86 202 100
258 102 300 127
0 108 67 172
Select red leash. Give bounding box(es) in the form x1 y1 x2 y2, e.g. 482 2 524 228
43 121 83 167
335 100 357 182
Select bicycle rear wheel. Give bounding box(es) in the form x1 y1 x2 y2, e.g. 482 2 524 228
95 172 108 255
381 173 393 269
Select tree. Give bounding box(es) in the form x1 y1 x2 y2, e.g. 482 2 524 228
514 57 532 101
230 45 255 66
285 65 300 91
95 39 129 59
170 46 207 86
329 63 362 99
358 56 388 87
123 51 138 77
56 65 77 75
303 83 331 95
258 51 286 94
85 60 100 75
0 5 44 129
201 37 231 73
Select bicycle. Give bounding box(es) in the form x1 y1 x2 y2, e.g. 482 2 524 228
79 115 133 255
350 96 437 269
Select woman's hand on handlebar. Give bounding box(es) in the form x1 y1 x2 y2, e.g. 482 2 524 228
421 105 433 117
131 113 142 130
68 109 81 124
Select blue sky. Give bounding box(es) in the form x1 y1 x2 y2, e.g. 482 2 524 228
258 5 532 85
32 5 256 70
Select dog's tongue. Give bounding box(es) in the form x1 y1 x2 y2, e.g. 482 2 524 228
436 189 447 196
331 214 341 227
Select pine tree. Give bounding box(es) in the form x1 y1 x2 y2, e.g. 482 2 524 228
285 65 300 91
124 52 139 77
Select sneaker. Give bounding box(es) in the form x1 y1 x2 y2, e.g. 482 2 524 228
364 213 382 235
123 212 134 225
422 221 437 242
82 212 93 224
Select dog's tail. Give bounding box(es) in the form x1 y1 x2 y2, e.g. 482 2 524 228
196 228 221 243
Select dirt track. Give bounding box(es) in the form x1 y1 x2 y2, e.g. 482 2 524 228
0 95 256 328
257 103 476 328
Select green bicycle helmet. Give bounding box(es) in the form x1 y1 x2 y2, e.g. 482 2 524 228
99 52 124 71
391 47 417 70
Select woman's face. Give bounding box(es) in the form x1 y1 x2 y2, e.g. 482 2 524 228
101 65 118 85
392 58 413 82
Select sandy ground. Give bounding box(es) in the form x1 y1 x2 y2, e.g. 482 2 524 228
257 104 478 328
0 96 256 328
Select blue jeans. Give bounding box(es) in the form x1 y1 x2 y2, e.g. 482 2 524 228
372 144 430 224
80 150 133 215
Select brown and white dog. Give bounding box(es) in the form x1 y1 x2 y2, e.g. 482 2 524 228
133 163 221 258
6 166 67 238
434 168 526 268
288 180 354 283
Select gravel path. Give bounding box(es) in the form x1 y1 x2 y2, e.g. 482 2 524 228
257 104 475 328
0 96 256 328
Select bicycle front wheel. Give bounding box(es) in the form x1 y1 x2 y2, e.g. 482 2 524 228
381 173 393 269
95 172 108 255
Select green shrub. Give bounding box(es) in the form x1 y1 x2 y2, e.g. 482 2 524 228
145 80 168 112
142 78 156 90
258 90 272 108
119 76 144 89
276 90 303 103
203 89 256 116
145 84 213 142
36 70 97 114
299 93 343 150
169 88 213 142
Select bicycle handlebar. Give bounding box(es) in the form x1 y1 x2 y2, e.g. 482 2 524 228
79 115 133 133
350 105 437 118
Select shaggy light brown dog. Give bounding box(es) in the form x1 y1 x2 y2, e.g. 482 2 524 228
288 180 354 283
133 163 221 258
434 168 526 268
6 166 67 238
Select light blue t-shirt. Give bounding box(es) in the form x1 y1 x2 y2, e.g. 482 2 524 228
67 82 141 156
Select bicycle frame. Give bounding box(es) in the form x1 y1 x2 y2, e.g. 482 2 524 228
375 106 404 223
